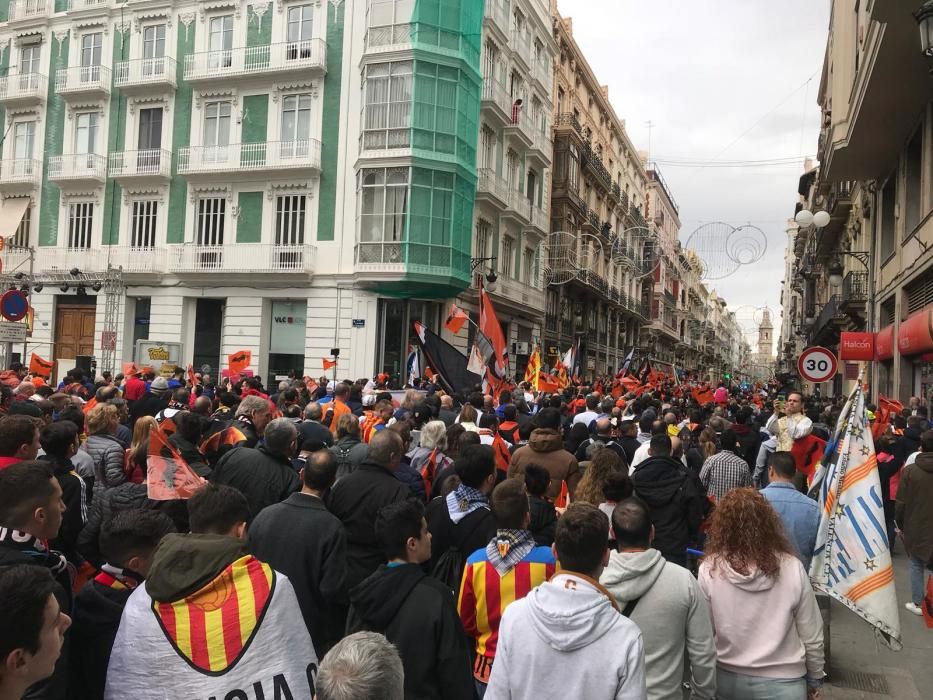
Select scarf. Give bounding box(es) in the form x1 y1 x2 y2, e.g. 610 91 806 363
446 483 489 524
486 529 536 576
0 527 69 575
95 563 144 590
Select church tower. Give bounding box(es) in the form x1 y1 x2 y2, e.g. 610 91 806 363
757 310 773 358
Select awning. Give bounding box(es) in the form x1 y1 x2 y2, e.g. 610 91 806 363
897 306 933 356
875 324 895 360
0 198 30 238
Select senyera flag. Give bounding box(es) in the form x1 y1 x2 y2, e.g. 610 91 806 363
147 427 204 500
412 321 481 395
809 378 902 649
524 345 541 391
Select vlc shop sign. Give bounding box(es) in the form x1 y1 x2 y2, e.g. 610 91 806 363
839 332 875 361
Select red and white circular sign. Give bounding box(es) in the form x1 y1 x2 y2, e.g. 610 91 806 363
797 346 838 383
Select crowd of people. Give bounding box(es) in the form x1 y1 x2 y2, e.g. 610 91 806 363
0 359 929 700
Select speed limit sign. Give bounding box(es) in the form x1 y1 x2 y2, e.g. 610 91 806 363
798 346 838 383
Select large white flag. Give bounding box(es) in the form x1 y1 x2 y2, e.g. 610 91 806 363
809 381 902 649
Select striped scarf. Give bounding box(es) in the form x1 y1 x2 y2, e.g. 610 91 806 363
486 529 536 576
446 483 489 524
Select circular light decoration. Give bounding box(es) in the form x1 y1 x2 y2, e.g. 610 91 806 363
542 231 579 286
684 221 741 280
726 224 768 266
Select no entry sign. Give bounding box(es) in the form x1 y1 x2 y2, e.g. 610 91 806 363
798 346 838 383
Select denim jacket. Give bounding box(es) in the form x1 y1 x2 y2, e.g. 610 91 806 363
761 481 820 572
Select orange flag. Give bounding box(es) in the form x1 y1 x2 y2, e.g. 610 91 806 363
444 304 469 335
147 428 204 500
323 358 337 370
537 372 559 394
29 353 54 378
479 288 508 379
227 350 252 373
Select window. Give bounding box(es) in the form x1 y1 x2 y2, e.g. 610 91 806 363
527 170 537 204
203 102 231 163
368 0 415 44
476 219 491 259
275 194 306 245
208 16 234 70
363 61 412 150
360 167 409 243
10 204 30 249
68 202 94 249
281 93 312 158
524 246 535 285
411 62 458 154
482 40 499 83
879 175 896 260
480 126 495 170
131 200 158 248
905 125 923 235
196 198 226 247
568 143 580 193
505 149 518 191
286 4 313 59
12 121 35 174
74 112 99 158
143 25 167 77
80 33 102 83
19 45 39 75
501 236 514 277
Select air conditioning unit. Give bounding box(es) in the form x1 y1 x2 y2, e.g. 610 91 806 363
512 342 530 355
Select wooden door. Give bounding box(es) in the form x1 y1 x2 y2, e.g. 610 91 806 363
55 306 96 360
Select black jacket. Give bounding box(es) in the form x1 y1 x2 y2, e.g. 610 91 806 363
347 563 472 700
298 420 334 451
129 392 169 423
41 455 91 564
731 424 760 471
0 531 73 700
631 456 705 563
169 433 211 478
210 446 300 520
68 577 134 700
327 462 411 589
248 493 347 657
425 497 496 574
528 495 557 546
619 435 642 466
77 482 148 565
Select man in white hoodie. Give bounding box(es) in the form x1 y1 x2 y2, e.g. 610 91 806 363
600 498 717 700
485 503 646 700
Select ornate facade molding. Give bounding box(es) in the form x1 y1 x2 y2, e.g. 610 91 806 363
53 29 69 57
128 94 173 114
250 1 270 30
271 81 318 101
194 88 236 109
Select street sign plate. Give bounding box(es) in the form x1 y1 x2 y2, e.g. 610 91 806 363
0 290 28 322
0 321 26 343
798 346 838 383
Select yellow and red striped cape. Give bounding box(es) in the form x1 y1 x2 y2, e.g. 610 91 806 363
151 555 274 674
360 413 385 444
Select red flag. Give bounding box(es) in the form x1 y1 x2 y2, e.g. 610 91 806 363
692 388 715 405
621 375 641 393
29 353 54 378
420 449 439 501
147 428 204 500
790 433 828 481
537 372 559 394
227 350 252 373
323 358 337 370
479 288 508 379
610 382 623 399
491 433 511 474
444 304 469 335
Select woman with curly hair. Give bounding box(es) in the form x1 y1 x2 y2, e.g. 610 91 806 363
699 488 824 700
573 447 624 506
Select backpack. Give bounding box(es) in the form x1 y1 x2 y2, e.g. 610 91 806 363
430 510 487 592
333 443 355 479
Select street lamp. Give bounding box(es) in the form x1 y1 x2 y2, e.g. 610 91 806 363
828 259 844 289
470 256 498 293
795 209 830 228
915 0 933 57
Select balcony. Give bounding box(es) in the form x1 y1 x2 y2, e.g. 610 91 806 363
503 109 534 149
1 246 32 274
809 295 843 345
528 204 548 234
527 124 551 164
839 271 869 323
581 143 612 192
510 30 532 70
0 159 42 188
48 153 107 184
114 57 177 93
483 0 510 40
7 0 51 23
55 65 111 99
169 244 316 275
108 149 172 181
475 168 509 208
483 273 545 314
184 40 326 82
480 79 512 127
67 0 109 10
0 73 46 106
503 188 531 224
38 246 168 275
177 140 321 178
554 112 583 138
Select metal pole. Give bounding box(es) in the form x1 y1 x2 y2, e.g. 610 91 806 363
23 247 33 364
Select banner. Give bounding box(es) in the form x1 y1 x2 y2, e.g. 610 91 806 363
29 353 54 378
444 304 469 335
809 380 902 649
479 289 508 379
524 346 541 391
228 350 252 373
322 358 337 371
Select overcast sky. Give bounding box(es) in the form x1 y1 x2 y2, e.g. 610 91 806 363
559 0 831 350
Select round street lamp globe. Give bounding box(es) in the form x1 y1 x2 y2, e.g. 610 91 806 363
795 209 814 227
813 211 831 228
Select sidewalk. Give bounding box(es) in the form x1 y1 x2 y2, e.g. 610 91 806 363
823 551 931 699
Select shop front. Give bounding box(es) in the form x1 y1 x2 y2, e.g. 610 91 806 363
268 300 308 387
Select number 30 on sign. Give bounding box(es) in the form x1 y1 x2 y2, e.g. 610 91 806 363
797 346 838 383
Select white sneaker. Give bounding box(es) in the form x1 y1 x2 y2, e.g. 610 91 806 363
905 602 923 616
